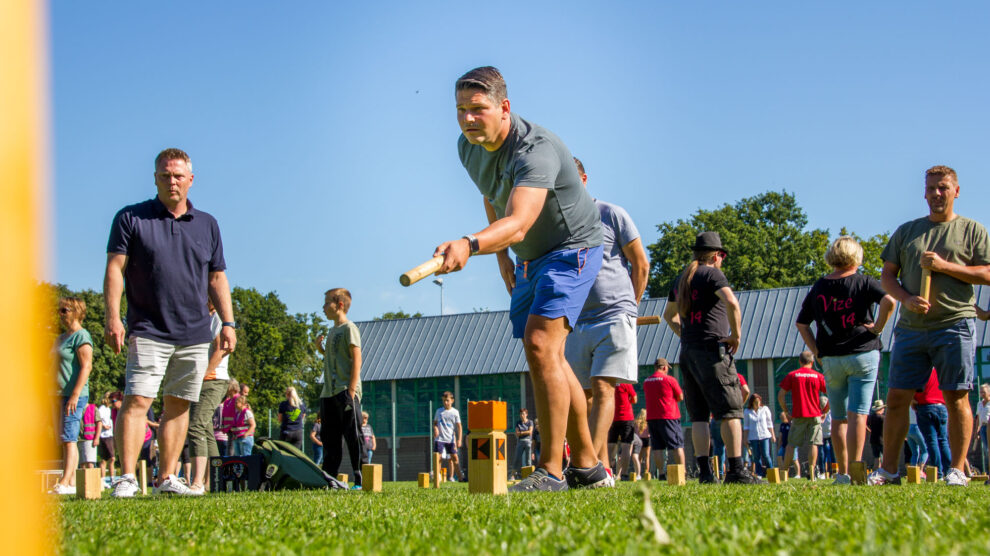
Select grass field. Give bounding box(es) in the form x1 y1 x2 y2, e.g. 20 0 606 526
58 480 990 555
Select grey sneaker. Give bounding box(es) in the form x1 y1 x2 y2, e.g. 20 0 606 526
50 483 76 495
832 473 852 485
867 469 901 485
508 468 568 492
724 467 767 484
944 468 969 487
110 475 140 498
564 462 610 489
154 474 194 495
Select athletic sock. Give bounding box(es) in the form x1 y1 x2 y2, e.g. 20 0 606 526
696 456 712 478
728 457 744 473
122 473 136 480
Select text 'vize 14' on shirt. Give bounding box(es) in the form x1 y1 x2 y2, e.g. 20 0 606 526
796 274 887 356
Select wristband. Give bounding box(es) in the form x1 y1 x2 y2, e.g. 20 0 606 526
463 234 480 255
222 321 237 328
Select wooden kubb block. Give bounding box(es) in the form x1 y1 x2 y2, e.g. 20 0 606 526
644 471 652 480
520 465 535 479
362 464 382 492
849 462 867 485
711 456 721 481
76 468 102 500
767 468 785 483
466 401 508 495
925 466 939 483
666 464 686 486
418 472 430 488
906 466 922 484
337 473 348 484
971 474 989 482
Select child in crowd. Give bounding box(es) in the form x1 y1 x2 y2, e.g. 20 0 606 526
230 395 256 456
433 392 463 481
362 412 376 463
310 415 324 465
79 401 99 469
97 392 118 478
316 288 366 488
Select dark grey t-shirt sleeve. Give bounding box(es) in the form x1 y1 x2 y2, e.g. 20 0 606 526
880 224 903 266
867 276 886 304
510 139 559 189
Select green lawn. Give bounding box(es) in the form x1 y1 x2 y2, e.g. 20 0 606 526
58 480 990 555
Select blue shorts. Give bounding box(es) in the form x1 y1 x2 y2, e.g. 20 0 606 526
820 351 879 419
509 246 603 339
889 319 975 391
60 395 88 443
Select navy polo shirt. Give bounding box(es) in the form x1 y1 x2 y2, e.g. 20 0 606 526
107 197 226 345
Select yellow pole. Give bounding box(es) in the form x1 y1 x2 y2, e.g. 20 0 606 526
1 0 51 554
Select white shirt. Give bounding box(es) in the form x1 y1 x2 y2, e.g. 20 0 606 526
98 405 114 438
977 400 990 426
208 312 230 380
743 406 773 441
822 412 832 439
434 407 461 443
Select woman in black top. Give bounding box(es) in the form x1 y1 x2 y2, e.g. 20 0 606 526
796 236 895 484
663 232 761 484
278 386 307 450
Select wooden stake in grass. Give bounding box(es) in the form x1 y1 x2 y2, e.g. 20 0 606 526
466 401 508 495
362 464 382 492
418 472 430 488
711 455 721 481
666 464 685 486
849 462 866 485
337 473 348 485
520 465 535 479
76 468 101 500
906 466 922 484
139 460 148 495
432 453 442 488
767 468 785 483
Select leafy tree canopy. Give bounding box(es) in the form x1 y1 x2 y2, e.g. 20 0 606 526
374 310 423 321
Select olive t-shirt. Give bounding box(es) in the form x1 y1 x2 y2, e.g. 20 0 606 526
667 265 731 345
458 112 602 261
795 274 887 356
881 215 990 330
320 321 362 400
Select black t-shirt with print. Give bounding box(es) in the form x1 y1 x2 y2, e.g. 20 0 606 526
668 265 731 346
796 274 886 357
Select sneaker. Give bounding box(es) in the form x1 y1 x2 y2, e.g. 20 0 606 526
944 468 969 487
867 468 901 485
350 485 362 490
832 473 852 485
724 467 767 484
509 467 568 492
50 483 76 495
110 476 140 498
187 484 206 496
154 474 194 495
604 467 616 487
563 462 610 489
698 474 719 484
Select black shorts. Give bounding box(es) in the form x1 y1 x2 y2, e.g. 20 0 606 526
647 419 685 449
98 436 115 460
680 343 744 422
608 420 636 444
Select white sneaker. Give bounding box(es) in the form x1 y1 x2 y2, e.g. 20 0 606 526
832 473 851 485
154 474 194 495
866 468 901 485
110 476 140 498
187 484 206 496
944 468 969 487
50 483 76 495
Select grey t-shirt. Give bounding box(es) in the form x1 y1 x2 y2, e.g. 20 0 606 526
320 321 362 400
577 200 641 325
881 215 990 330
458 112 603 261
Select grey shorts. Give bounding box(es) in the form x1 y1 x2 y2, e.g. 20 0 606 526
565 314 639 390
124 336 210 401
788 417 823 447
77 439 98 464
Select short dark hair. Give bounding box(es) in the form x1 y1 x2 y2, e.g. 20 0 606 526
455 66 507 103
442 391 454 401
926 165 957 183
573 157 585 175
155 148 192 172
325 288 352 313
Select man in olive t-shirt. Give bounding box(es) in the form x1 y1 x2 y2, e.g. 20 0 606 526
870 165 990 487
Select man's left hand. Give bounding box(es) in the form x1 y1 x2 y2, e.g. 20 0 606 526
434 238 471 275
220 326 237 353
921 251 947 272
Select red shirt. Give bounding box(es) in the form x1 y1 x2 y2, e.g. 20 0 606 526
914 369 946 405
738 373 748 388
780 367 827 418
613 383 636 422
643 371 682 420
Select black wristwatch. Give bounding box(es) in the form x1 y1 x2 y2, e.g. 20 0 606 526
222 321 236 329
463 234 480 255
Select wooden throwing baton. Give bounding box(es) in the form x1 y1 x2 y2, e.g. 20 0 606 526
400 256 445 287
920 267 932 303
636 316 661 325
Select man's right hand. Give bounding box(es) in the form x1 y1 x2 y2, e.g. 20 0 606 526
497 251 515 295
105 318 126 354
904 295 931 314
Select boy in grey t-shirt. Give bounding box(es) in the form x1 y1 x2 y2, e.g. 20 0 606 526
433 392 463 481
316 287 366 487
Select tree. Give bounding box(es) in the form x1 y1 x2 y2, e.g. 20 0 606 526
838 227 890 280
374 310 423 321
647 191 834 296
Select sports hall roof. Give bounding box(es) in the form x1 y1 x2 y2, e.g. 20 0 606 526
356 285 990 382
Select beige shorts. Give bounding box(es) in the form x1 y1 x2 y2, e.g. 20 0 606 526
77 439 98 464
788 417 823 447
124 336 210 401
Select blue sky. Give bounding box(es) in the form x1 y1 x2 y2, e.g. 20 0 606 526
49 2 990 322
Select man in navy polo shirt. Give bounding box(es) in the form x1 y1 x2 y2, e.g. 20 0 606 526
103 148 236 497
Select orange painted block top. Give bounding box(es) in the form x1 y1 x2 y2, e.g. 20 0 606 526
467 401 507 431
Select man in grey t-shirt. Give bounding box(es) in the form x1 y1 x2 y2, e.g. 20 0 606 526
433 66 606 492
564 157 649 482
